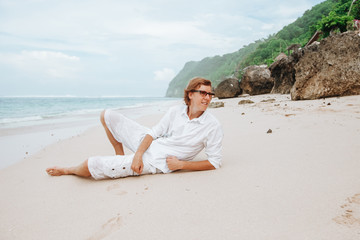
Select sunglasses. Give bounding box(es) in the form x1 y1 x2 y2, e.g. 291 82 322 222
191 90 215 98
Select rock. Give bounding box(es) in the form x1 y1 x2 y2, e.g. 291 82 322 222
238 100 254 105
291 31 360 100
269 49 304 94
209 102 224 108
260 98 276 103
286 44 302 55
270 41 326 95
274 53 287 62
240 65 273 95
267 129 272 134
214 78 241 99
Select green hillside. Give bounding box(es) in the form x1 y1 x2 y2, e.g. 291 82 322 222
166 0 359 97
165 40 262 97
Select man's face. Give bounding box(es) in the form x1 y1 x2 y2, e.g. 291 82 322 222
188 85 213 112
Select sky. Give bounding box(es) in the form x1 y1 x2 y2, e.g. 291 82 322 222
0 0 325 97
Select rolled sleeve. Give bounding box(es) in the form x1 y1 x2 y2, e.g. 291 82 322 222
148 107 173 139
205 124 224 169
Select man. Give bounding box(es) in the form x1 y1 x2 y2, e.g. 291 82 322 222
46 77 223 180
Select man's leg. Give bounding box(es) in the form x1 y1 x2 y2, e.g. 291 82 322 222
46 159 91 177
100 110 124 155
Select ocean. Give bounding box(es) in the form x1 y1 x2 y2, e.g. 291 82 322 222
0 96 180 169
0 96 179 128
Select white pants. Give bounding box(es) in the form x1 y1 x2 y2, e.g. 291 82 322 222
88 154 158 180
88 110 158 180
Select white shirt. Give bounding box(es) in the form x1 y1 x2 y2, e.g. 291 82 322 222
143 104 223 173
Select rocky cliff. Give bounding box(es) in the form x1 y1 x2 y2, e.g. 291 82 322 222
167 31 360 100
291 31 360 100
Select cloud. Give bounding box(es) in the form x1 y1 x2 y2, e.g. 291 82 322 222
21 51 79 61
261 23 275 30
153 68 176 82
0 0 325 96
273 4 314 19
0 51 81 79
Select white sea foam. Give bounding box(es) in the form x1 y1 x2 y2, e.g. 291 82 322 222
1 95 78 98
2 95 160 98
0 116 44 124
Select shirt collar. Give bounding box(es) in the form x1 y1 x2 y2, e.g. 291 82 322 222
181 104 208 124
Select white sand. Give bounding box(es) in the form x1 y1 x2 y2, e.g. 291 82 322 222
0 94 359 239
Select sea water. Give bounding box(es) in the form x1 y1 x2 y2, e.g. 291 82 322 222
0 96 180 169
0 96 178 128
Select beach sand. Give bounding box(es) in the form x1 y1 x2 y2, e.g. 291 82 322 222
0 94 359 239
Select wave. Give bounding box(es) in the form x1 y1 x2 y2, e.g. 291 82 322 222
43 108 106 117
0 116 44 124
0 95 165 98
0 97 180 127
0 95 78 98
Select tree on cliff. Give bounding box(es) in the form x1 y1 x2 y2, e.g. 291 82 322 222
316 0 360 37
317 11 353 37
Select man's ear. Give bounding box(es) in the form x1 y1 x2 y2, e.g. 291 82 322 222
188 91 193 100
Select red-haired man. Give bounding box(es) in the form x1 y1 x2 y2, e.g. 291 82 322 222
46 77 223 180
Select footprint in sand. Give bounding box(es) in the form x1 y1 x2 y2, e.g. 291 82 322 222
87 215 122 240
333 193 360 227
106 183 127 196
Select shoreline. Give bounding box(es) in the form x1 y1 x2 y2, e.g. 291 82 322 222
0 99 181 170
0 97 180 129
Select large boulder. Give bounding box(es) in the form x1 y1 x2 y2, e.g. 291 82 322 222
274 53 287 61
240 65 273 95
269 47 308 94
291 31 360 100
214 78 241 99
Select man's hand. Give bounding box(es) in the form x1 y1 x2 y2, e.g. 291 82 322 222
166 156 184 171
131 152 144 174
131 134 153 175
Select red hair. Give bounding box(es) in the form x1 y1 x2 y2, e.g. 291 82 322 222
183 77 212 106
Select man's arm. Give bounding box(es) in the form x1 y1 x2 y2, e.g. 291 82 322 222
131 134 153 174
166 156 215 171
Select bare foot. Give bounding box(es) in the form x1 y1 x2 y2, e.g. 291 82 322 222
46 167 67 176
